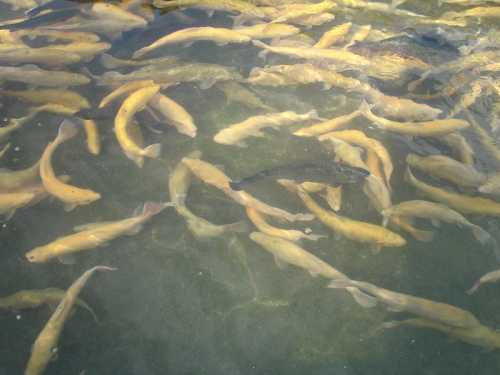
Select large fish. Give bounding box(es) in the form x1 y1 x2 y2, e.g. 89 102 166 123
25 266 115 375
229 161 369 191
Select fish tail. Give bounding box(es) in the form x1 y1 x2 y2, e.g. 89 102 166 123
466 281 481 295
223 221 249 233
470 224 491 245
132 48 148 60
142 143 162 159
56 120 79 143
141 201 173 218
346 287 378 308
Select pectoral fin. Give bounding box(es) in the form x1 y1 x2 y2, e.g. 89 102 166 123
58 254 77 265
274 255 288 270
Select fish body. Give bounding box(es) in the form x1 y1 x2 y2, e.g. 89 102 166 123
148 93 197 137
13 29 100 43
328 279 480 328
214 110 320 147
479 173 500 196
293 106 362 137
25 202 168 263
0 192 35 218
438 133 474 166
467 269 500 294
0 44 81 66
40 120 100 211
406 153 486 188
442 6 500 20
229 161 368 191
114 85 162 167
235 23 299 39
0 158 40 190
0 65 90 87
152 0 266 18
133 27 251 58
216 81 272 111
82 120 100 155
25 266 114 375
320 136 368 170
405 167 500 216
1 89 90 111
382 200 490 244
314 22 352 48
99 54 178 69
49 41 111 61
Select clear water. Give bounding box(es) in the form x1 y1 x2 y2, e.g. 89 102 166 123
0 1 500 374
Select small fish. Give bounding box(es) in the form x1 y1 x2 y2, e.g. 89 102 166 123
216 81 273 111
246 207 324 242
328 279 480 328
478 173 500 196
0 0 37 11
229 161 368 191
381 318 500 351
442 6 500 21
280 180 406 252
320 135 369 171
406 153 486 188
98 80 155 109
359 101 469 136
25 0 78 17
382 200 491 245
40 120 101 211
344 24 371 49
133 27 251 59
25 266 115 375
314 22 352 48
448 78 489 118
318 130 393 191
114 85 162 167
0 64 90 87
214 110 321 147
405 167 500 217
0 9 80 31
467 268 500 294
48 41 111 62
0 288 98 323
148 93 197 138
0 192 35 219
0 89 90 111
26 202 170 263
81 119 100 156
0 44 81 66
13 29 100 43
268 1 337 24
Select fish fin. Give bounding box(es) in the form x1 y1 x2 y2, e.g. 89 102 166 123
274 255 288 270
199 79 216 90
412 229 435 242
142 143 161 159
206 9 215 17
222 221 249 233
470 225 491 245
141 201 173 218
466 281 481 295
358 99 374 118
327 279 355 289
370 244 382 254
381 214 390 228
64 203 77 212
4 209 16 221
304 234 327 241
57 120 79 143
347 287 377 308
73 221 114 232
309 270 320 278
236 141 248 147
431 219 441 228
58 254 77 265
257 50 269 60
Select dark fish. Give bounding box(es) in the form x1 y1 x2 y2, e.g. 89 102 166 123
0 9 80 30
229 161 369 191
25 0 79 17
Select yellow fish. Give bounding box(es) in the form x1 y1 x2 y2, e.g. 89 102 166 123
314 22 352 48
149 93 197 138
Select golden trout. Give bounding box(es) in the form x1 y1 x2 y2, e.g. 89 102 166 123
314 22 352 48
40 121 100 211
293 105 363 137
0 157 40 190
0 89 90 111
82 119 100 155
98 80 155 109
148 93 197 138
467 268 500 294
25 266 115 375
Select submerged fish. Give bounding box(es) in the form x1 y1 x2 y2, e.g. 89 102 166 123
0 65 90 87
148 93 197 138
328 279 480 328
467 268 500 294
229 161 369 191
25 266 115 375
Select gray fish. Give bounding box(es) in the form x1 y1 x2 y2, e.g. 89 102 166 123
229 161 369 191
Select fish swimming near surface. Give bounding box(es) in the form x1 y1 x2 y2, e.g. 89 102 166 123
229 161 369 191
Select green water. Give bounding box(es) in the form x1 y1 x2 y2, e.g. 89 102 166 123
0 0 500 374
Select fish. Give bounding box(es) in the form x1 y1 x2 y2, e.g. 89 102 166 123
96 63 242 89
99 54 178 70
467 268 500 294
314 22 352 48
229 161 369 191
442 6 500 21
406 153 486 188
323 185 343 212
234 23 300 39
40 120 101 211
152 0 266 19
328 279 480 328
148 93 197 138
246 207 324 242
0 44 82 66
249 231 376 307
381 200 491 245
478 173 500 196
12 175 70 209
0 157 40 191
81 119 100 156
25 266 115 375
319 137 368 170
269 1 337 24
132 27 251 59
280 180 406 251
344 24 371 49
252 40 371 68
182 158 313 222
25 202 170 263
25 0 78 17
0 288 98 323
169 150 202 207
359 100 469 136
13 29 101 43
114 84 162 167
98 80 156 109
437 133 474 166
0 64 90 87
214 110 321 147
0 9 80 31
0 0 37 11
469 117 500 167
0 115 29 142
318 130 393 191
0 192 35 219
216 81 273 111
447 78 489 118
0 89 90 111
381 318 500 350
47 41 111 62
293 105 363 137
405 167 500 217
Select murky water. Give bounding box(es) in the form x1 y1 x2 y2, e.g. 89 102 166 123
1 0 500 374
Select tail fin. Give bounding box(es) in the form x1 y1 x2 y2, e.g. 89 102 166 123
141 201 174 218
466 280 481 295
470 224 491 245
56 120 79 143
142 143 162 158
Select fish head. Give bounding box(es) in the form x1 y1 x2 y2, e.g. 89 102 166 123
384 232 407 247
78 191 102 206
25 247 51 263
